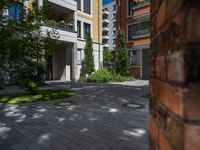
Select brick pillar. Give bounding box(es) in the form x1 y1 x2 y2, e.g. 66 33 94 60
150 0 200 150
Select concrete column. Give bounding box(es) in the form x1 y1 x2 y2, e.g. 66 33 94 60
72 43 78 81
74 11 77 32
38 0 43 8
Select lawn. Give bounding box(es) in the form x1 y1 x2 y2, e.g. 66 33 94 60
0 89 74 104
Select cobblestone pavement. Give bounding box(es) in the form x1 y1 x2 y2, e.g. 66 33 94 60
0 81 149 150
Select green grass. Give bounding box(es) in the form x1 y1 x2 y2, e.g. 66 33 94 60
0 89 74 104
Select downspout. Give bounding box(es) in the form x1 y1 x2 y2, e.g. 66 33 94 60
98 0 101 69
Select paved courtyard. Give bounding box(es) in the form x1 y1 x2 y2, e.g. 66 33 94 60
0 81 149 150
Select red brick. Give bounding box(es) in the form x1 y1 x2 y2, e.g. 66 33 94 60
167 117 184 150
151 80 183 117
183 84 200 121
167 51 186 82
156 0 167 30
159 130 171 150
156 55 166 80
184 124 200 150
149 115 159 145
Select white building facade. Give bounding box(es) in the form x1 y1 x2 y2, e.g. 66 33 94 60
102 0 116 51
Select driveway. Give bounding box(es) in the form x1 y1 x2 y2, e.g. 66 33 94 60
0 81 149 150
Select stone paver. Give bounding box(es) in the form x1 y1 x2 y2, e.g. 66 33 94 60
0 81 149 150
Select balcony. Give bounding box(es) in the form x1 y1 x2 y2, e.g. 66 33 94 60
103 35 109 39
133 13 150 22
132 0 150 10
132 29 150 39
41 21 77 43
103 10 109 16
103 27 109 32
103 18 109 24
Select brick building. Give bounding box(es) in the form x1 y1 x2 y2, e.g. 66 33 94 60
116 0 150 79
150 0 200 150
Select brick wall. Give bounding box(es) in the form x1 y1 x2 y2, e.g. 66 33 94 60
150 0 200 150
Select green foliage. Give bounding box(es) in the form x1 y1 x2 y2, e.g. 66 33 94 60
16 62 45 88
82 34 95 75
115 30 129 76
0 77 6 90
0 89 74 104
0 1 58 85
86 69 133 83
103 48 115 72
26 81 39 95
87 69 112 83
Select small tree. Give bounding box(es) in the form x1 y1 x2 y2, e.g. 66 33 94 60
103 48 114 72
83 34 95 75
115 30 129 76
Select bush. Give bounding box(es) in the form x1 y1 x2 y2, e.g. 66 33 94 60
26 81 39 95
87 69 112 83
17 62 45 88
86 69 134 83
0 77 6 90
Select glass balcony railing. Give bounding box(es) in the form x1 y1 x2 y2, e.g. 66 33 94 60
133 29 150 38
133 0 150 9
43 20 75 32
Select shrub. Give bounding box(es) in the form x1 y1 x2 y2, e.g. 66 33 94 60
17 62 45 88
26 81 39 95
0 77 6 90
87 69 112 83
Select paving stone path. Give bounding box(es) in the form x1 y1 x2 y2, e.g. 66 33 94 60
0 80 149 150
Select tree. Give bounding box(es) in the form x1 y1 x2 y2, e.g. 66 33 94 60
115 30 129 76
82 34 95 75
0 0 58 84
103 48 114 72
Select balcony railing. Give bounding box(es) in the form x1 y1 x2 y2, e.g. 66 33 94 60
133 0 150 9
43 20 75 33
132 29 150 38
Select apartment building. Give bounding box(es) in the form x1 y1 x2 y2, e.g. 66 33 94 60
27 0 103 81
102 0 116 51
116 0 150 79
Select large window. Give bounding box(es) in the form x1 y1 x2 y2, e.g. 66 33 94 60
84 0 91 14
128 21 150 40
77 21 81 38
127 0 134 16
129 50 137 66
8 3 21 20
84 23 91 39
77 0 81 10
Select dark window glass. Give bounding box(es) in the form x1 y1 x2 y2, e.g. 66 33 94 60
84 0 91 14
77 0 81 10
77 20 81 38
9 3 21 20
129 50 137 66
84 23 91 39
128 21 150 40
128 0 134 16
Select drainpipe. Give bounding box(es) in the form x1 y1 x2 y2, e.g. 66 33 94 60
98 0 101 69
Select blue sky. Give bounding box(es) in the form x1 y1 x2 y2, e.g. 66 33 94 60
103 0 114 5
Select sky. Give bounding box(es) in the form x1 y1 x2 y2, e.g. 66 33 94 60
103 0 115 5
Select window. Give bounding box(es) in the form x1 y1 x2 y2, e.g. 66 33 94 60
129 50 137 66
113 5 116 11
113 30 116 36
77 21 81 38
9 3 22 20
77 0 81 10
127 0 134 16
84 23 91 39
128 21 150 40
113 14 116 19
113 22 116 28
84 0 91 14
77 49 82 64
